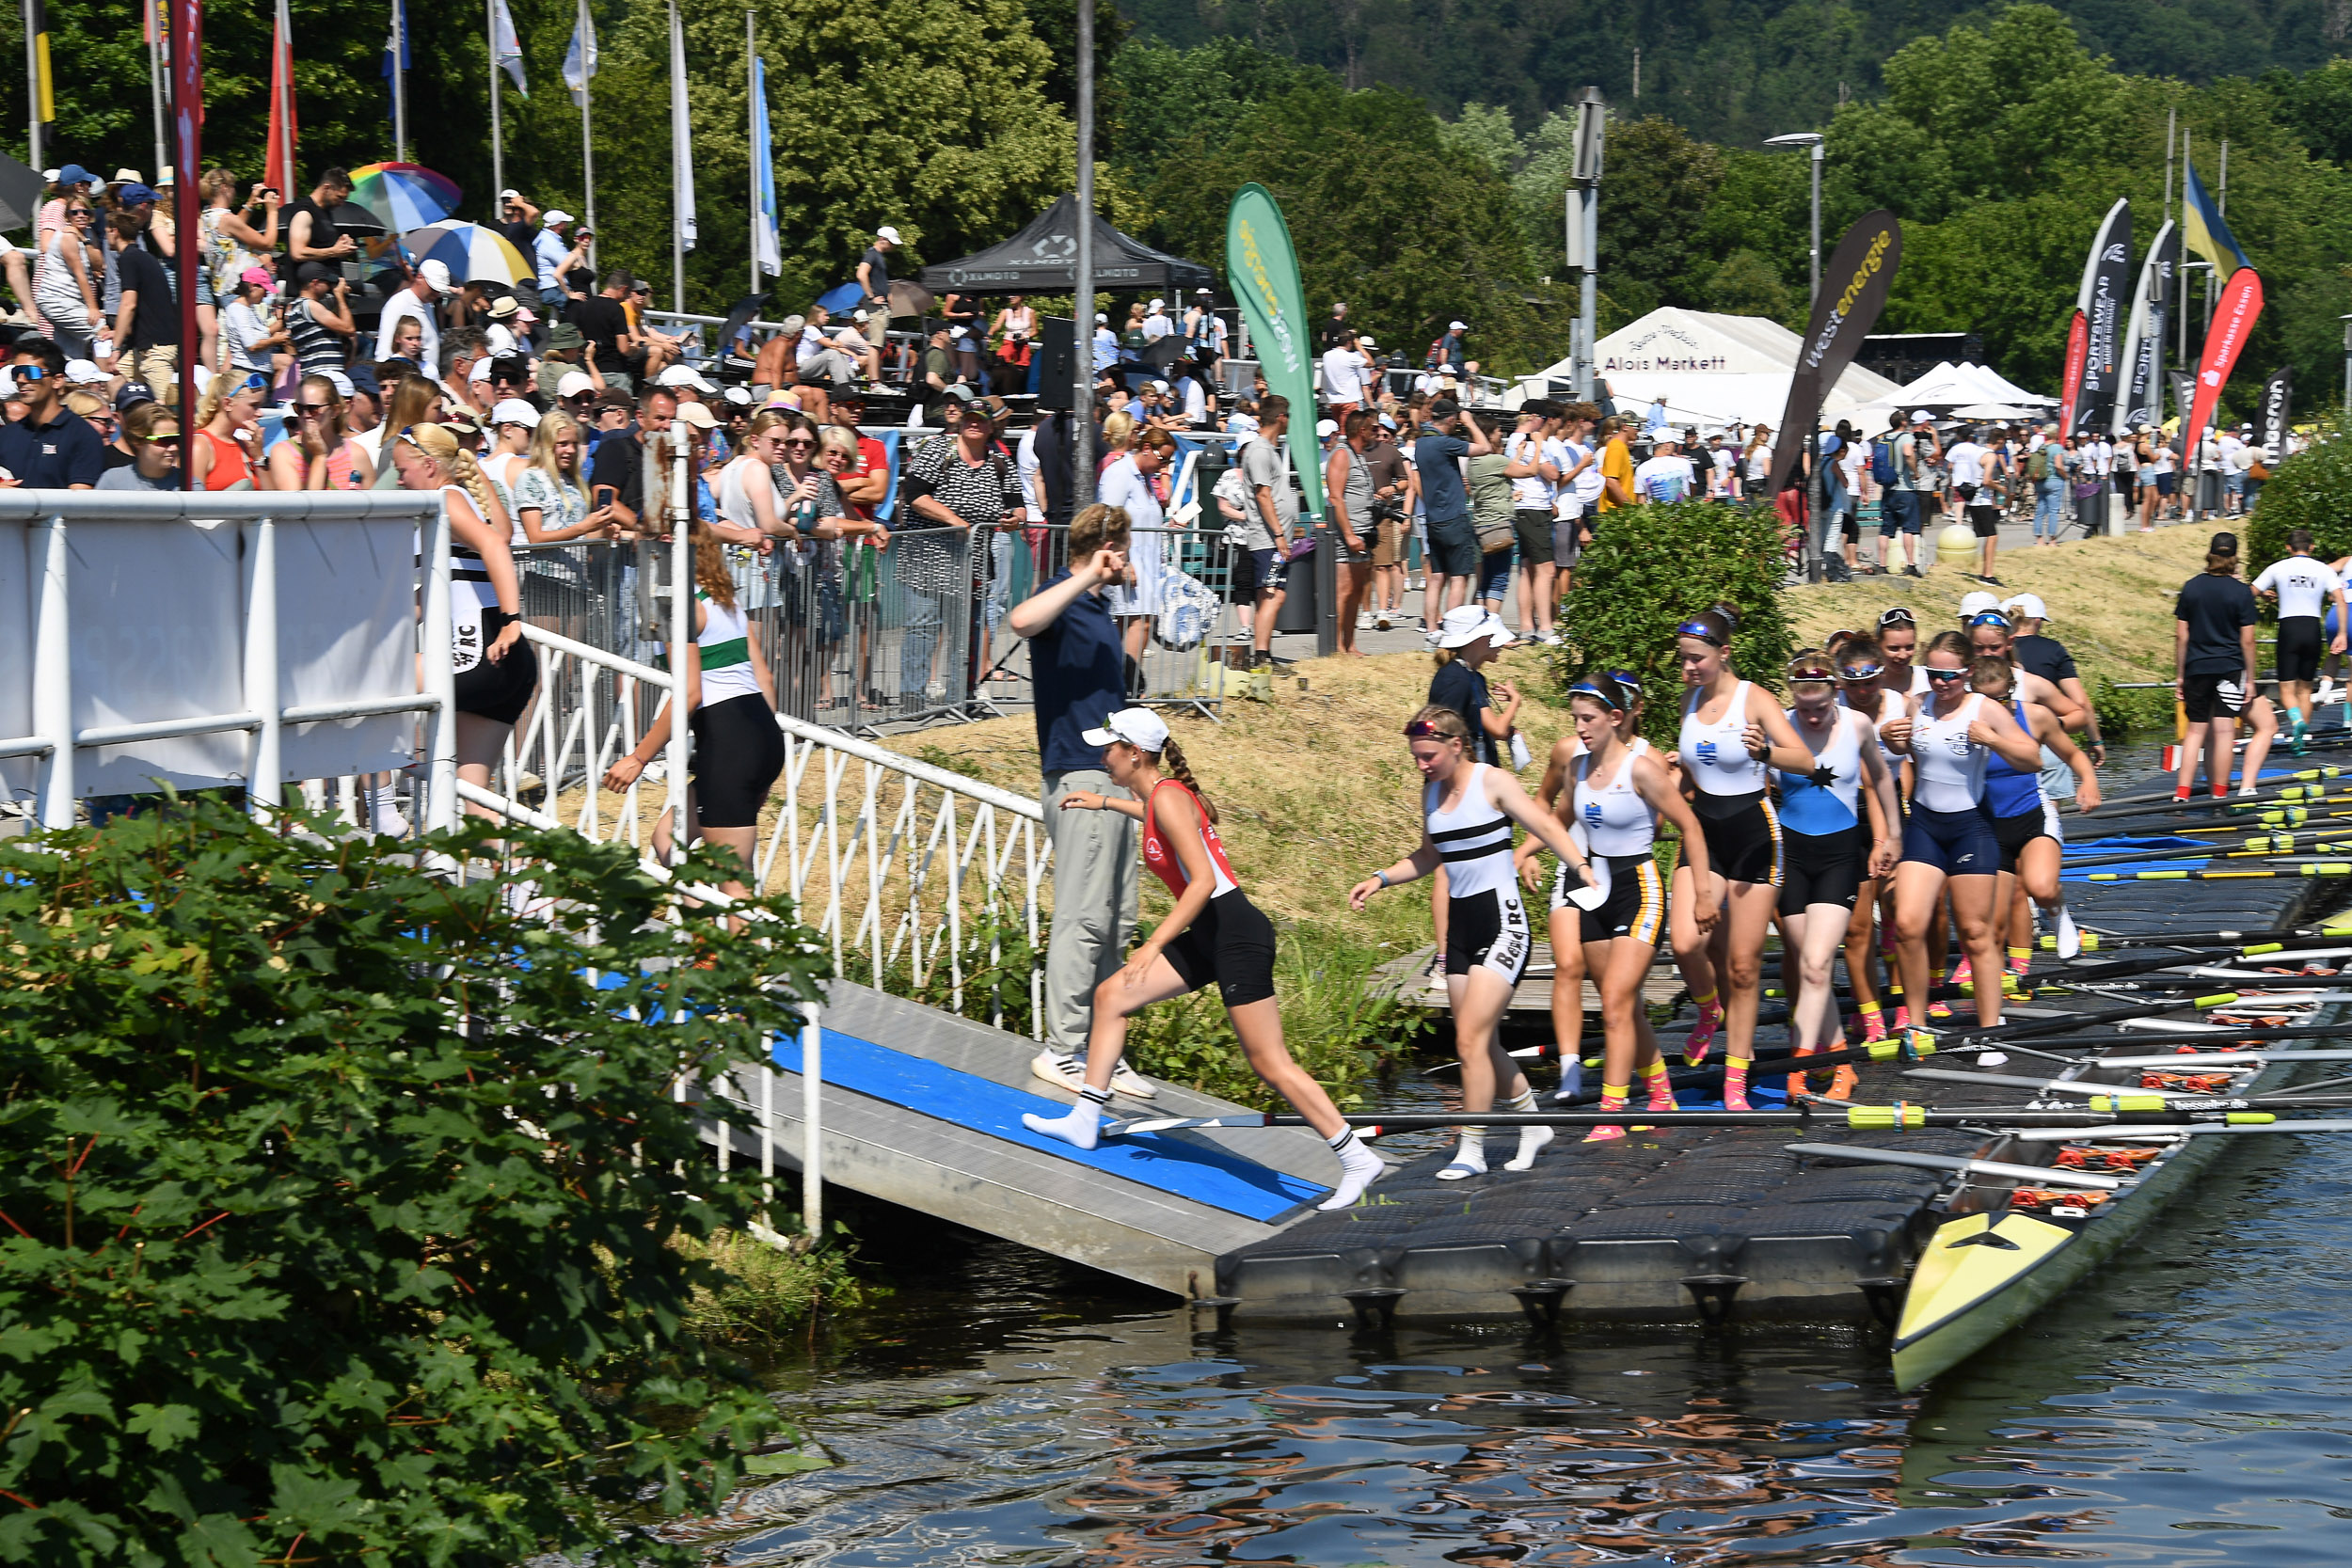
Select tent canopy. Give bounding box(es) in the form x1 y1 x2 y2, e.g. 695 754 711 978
917 195 1216 295
1510 307 1901 431
1883 360 2055 410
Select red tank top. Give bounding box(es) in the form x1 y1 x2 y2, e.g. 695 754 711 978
1139 778 1241 899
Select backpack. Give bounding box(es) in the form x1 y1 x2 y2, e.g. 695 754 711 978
1155 569 1219 651
2026 444 2052 483
1868 438 1898 488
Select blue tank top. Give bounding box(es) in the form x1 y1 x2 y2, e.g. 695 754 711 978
1983 698 2042 817
1776 705 1864 835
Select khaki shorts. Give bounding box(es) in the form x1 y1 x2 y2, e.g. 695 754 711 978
1373 515 1403 566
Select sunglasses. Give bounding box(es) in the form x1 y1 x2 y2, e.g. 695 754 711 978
1567 681 1625 710
1838 663 1883 682
10 365 44 381
294 402 330 415
1967 611 2011 629
781 437 816 450
140 434 182 446
1676 620 1726 645
237 372 270 394
1877 607 1915 627
1606 670 1643 696
1403 720 1456 740
1788 672 1836 689
1924 667 1969 682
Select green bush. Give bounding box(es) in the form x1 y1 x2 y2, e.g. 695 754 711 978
2247 422 2352 572
2090 674 2177 738
0 798 829 1566
671 1227 882 1350
1556 499 1797 750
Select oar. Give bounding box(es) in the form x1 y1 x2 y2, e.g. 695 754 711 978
1780 1142 2132 1190
1101 1101 2292 1137
1902 1068 2352 1110
2038 923 2352 953
2042 1049 2352 1068
2092 765 2352 813
2074 864 2352 884
2007 1117 2352 1142
1917 990 2246 1048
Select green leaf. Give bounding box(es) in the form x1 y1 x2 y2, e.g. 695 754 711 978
124 1403 199 1452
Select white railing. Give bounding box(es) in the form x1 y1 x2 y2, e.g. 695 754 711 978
0 490 451 831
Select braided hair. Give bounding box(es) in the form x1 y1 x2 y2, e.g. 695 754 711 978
402 422 500 532
1156 735 1216 824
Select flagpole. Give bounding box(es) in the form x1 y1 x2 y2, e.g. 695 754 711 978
746 10 757 297
149 7 167 180
391 0 407 162
1073 0 1095 510
669 1 684 314
274 0 292 195
488 0 503 208
2178 129 2190 372
23 0 40 172
578 0 596 270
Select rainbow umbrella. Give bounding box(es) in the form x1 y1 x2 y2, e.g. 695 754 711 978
402 222 531 286
345 163 462 232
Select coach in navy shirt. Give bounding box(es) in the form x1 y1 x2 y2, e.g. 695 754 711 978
0 339 104 488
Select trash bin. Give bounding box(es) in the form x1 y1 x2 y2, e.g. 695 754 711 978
1274 537 1319 632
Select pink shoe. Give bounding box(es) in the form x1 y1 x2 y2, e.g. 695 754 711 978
1951 958 1973 989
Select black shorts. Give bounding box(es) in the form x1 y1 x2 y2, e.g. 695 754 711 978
2278 616 2324 684
1691 789 1781 886
453 610 539 726
1557 853 1665 944
1428 514 1481 579
1777 825 1867 915
1968 504 2001 538
1444 886 1533 985
1161 888 1279 1008
689 689 787 829
1990 800 2058 875
1235 545 1287 598
2184 671 2248 723
1514 508 1556 566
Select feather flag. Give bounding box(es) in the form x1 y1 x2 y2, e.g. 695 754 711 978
264 0 296 197
564 4 598 106
28 0 53 125
669 2 695 252
490 0 527 96
2183 162 2249 280
750 55 780 277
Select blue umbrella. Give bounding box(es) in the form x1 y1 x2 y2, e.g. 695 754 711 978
816 279 865 314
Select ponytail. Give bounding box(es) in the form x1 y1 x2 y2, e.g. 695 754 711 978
691 519 738 611
401 422 499 530
1157 736 1216 824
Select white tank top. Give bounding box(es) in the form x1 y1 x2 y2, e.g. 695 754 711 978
1679 679 1769 796
693 591 764 707
1573 738 1654 858
1912 692 1990 813
1777 705 1865 833
1424 763 1518 899
1847 685 1908 772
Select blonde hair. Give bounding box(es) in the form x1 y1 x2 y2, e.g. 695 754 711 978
528 410 586 488
1406 703 1471 743
401 422 500 529
1100 410 1136 452
818 424 859 457
195 369 259 430
382 374 442 437
1070 502 1131 559
1155 735 1216 824
690 518 738 612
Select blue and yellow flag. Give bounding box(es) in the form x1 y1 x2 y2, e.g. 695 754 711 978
2182 163 2248 279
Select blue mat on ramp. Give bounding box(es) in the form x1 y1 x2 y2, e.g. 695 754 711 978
771 1027 1327 1220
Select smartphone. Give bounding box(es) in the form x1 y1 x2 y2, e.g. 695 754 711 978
594 484 617 510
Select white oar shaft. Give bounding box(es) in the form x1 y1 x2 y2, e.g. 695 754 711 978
2006 1118 2352 1143
1784 1142 2129 1189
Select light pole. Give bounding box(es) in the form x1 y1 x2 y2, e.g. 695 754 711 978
2342 314 2351 419
1765 131 1823 303
1568 87 1605 400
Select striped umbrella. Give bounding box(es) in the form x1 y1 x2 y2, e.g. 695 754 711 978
402 222 531 286
345 163 462 232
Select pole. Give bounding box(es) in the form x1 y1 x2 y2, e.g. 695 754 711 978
746 10 757 297
579 0 596 270
169 0 200 470
487 0 503 212
670 1 684 314
1072 0 1095 509
273 0 292 197
2164 108 2174 228
390 0 406 163
23 0 39 173
1807 138 1822 304
1578 188 1597 400
149 16 167 181
2178 129 2190 372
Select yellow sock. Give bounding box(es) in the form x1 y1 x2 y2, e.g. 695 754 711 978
2008 946 2030 964
1639 1059 1670 1079
1601 1082 1630 1101
1692 987 1718 1007
1857 1000 1883 1016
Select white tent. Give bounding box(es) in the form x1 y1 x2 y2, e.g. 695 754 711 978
1845 361 2058 428
1510 307 1903 431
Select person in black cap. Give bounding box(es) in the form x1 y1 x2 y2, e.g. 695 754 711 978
2172 530 2258 801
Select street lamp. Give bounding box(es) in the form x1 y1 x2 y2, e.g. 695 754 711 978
2341 313 2351 418
1765 131 1824 304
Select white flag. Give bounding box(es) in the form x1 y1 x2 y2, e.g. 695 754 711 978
751 56 780 277
491 0 527 95
669 2 696 251
562 0 596 105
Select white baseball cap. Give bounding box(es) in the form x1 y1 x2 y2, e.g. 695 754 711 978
417 259 453 293
1095 312 1108 324
490 397 542 429
556 370 597 399
656 363 717 392
542 209 574 227
62 357 105 385
1911 408 1932 423
674 401 718 430
319 368 355 399
1435 605 1511 649
2001 593 2050 623
876 225 902 244
500 187 521 200
1359 336 1375 348
1449 320 1468 331
469 356 494 383
1080 706 1171 752
1148 297 1165 311
1315 418 1339 437
1959 591 2002 619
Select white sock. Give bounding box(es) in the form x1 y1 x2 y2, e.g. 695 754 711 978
1553 1050 1585 1101
1504 1087 1553 1169
1438 1129 1487 1178
1023 1085 1108 1151
1317 1129 1385 1211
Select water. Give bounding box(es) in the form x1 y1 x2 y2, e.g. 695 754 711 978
695 1125 2352 1566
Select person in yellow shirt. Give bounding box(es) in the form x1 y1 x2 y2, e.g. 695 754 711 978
1597 416 1637 511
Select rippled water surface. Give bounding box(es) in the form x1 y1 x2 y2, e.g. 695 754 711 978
692 1120 2352 1567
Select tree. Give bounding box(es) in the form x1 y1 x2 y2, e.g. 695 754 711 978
0 801 827 1566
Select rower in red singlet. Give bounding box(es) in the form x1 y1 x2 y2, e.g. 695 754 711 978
1023 707 1388 1211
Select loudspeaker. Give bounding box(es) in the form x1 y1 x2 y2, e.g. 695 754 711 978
1035 316 1076 410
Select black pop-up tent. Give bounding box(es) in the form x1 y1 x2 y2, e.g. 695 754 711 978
916 194 1216 294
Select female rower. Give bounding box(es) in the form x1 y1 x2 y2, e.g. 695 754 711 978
1351 705 1593 1179
601 517 785 905
1523 673 1721 1138
1832 635 1901 1042
1879 633 2045 1041
1670 607 1819 1110
1777 649 1900 1097
1025 709 1387 1212
1974 657 2098 967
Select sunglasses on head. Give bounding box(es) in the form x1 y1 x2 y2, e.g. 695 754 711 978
237 372 270 394
1676 620 1725 645
1967 611 2011 629
1878 607 1915 627
1568 681 1625 710
1403 720 1455 740
1924 666 1968 682
1838 662 1883 682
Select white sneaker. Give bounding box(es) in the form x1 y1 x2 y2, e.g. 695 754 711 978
1028 1049 1160 1100
369 805 411 839
1375 611 1391 630
1538 630 1563 646
1356 611 1373 629
1108 1059 1159 1100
